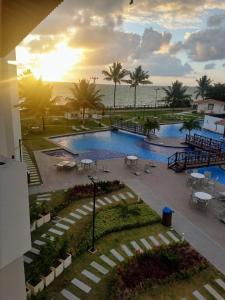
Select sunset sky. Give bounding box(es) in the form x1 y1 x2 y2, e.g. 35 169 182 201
16 0 225 85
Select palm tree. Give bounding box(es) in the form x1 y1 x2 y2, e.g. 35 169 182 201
18 70 53 131
179 117 201 136
195 75 212 99
144 117 160 138
123 66 152 108
102 62 128 108
163 81 191 110
70 79 104 124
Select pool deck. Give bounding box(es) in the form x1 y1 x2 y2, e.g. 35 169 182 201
30 151 225 275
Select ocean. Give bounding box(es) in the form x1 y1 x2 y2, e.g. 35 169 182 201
52 82 196 107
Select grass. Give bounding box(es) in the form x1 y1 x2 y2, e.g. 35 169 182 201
39 223 166 300
133 267 225 300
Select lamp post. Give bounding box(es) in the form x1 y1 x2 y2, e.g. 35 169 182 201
88 175 98 253
154 87 160 109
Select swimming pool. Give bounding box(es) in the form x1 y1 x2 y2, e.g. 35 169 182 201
50 123 225 185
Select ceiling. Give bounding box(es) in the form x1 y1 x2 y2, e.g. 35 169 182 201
0 0 63 57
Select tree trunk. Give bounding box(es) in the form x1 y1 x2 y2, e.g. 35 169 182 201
113 82 117 108
42 115 45 131
134 85 137 108
82 107 85 125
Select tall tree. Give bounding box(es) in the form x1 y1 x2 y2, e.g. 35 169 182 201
195 75 212 99
70 79 104 124
102 62 128 108
144 117 160 138
123 66 152 108
18 70 53 131
163 80 191 110
179 117 201 136
206 83 225 101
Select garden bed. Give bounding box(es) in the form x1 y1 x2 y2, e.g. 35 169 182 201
110 242 208 300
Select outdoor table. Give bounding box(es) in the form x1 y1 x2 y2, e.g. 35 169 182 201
190 173 205 179
80 159 94 169
194 191 212 202
126 155 139 165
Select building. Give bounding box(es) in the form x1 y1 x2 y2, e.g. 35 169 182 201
203 114 225 136
195 99 225 114
0 1 63 299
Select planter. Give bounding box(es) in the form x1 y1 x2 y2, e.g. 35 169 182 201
43 212 51 223
30 221 36 232
60 253 72 269
42 269 55 287
26 278 44 295
51 260 64 277
36 215 44 228
26 287 31 298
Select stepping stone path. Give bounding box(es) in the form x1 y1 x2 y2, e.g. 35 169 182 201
149 235 160 246
30 247 40 255
111 195 120 202
49 228 64 236
127 191 135 198
193 290 206 300
82 269 101 283
55 223 70 230
119 193 127 200
76 209 88 216
63 217 75 225
131 241 144 253
90 261 109 275
82 205 92 212
36 193 51 202
167 231 180 242
33 240 46 246
104 197 112 204
100 255 116 267
215 278 225 290
180 278 225 300
23 255 33 264
110 249 124 262
22 147 41 186
61 289 80 300
70 212 82 220
71 278 91 293
158 233 170 245
140 238 152 250
204 284 224 300
59 231 182 300
121 244 133 257
97 199 106 206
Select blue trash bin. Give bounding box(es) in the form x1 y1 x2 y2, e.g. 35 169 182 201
162 207 173 227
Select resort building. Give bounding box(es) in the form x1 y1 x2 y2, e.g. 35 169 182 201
195 99 225 114
203 114 225 136
0 1 63 299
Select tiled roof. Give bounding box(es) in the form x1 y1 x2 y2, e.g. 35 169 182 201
195 99 225 105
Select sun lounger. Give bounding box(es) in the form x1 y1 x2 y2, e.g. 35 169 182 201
72 126 81 132
80 125 90 130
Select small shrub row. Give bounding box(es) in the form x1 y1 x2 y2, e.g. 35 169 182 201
67 180 124 202
110 242 208 300
70 202 160 257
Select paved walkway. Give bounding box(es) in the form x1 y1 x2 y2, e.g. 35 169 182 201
30 154 225 275
22 147 41 186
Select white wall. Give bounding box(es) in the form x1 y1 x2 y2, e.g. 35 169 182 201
0 50 21 160
0 157 31 269
197 102 225 114
0 257 26 300
203 115 225 134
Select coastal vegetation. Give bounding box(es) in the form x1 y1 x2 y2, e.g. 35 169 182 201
144 117 160 137
102 62 128 108
179 117 201 136
69 79 104 124
18 70 53 131
195 75 225 101
163 80 191 109
122 65 152 108
195 75 212 100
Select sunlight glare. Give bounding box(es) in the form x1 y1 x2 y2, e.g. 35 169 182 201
33 44 83 81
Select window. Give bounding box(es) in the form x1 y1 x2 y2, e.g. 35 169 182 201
208 103 214 110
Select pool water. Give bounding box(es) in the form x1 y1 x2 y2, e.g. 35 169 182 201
50 123 225 185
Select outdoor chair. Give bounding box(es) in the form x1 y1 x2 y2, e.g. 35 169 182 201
80 125 90 130
72 126 81 132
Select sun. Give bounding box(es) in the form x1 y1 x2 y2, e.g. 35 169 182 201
33 44 83 81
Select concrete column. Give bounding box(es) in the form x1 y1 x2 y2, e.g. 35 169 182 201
0 50 21 160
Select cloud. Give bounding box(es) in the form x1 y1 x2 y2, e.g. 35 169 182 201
204 63 216 69
207 12 225 27
26 36 61 53
223 63 225 67
182 28 225 61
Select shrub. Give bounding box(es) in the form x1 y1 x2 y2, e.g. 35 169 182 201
110 242 208 300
